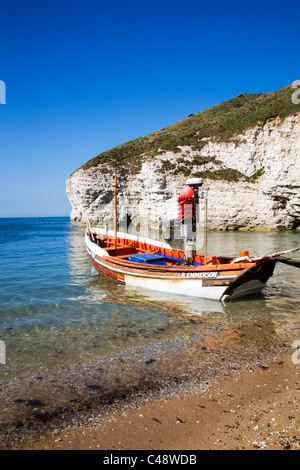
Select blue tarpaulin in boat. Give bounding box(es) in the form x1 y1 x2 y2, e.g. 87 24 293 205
128 253 204 266
128 253 167 265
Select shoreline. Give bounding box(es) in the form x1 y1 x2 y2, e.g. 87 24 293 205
18 352 300 450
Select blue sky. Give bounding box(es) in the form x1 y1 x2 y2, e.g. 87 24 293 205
0 0 299 217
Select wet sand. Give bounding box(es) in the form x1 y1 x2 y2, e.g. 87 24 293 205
19 353 300 451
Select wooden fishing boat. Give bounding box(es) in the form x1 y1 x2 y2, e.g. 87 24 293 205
85 176 299 301
85 226 299 301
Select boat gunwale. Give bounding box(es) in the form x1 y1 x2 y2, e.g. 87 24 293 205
101 253 257 273
88 251 238 281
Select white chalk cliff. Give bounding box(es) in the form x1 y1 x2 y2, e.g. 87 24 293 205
66 112 300 231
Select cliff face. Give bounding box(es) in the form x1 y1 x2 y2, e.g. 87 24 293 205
66 112 300 231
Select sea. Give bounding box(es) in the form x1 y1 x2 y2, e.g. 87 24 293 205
0 217 299 447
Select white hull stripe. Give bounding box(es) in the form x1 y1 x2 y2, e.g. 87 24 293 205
125 274 228 300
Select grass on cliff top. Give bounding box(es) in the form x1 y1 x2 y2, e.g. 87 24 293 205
77 82 300 174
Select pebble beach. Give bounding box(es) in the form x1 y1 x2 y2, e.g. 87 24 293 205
16 351 300 451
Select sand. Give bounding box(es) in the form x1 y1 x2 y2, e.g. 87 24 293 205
19 353 300 451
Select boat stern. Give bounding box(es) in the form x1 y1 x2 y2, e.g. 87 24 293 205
221 260 276 301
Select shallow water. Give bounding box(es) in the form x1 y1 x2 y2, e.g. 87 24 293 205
0 218 299 446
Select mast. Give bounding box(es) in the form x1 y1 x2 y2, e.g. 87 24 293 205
179 177 203 264
114 173 117 250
